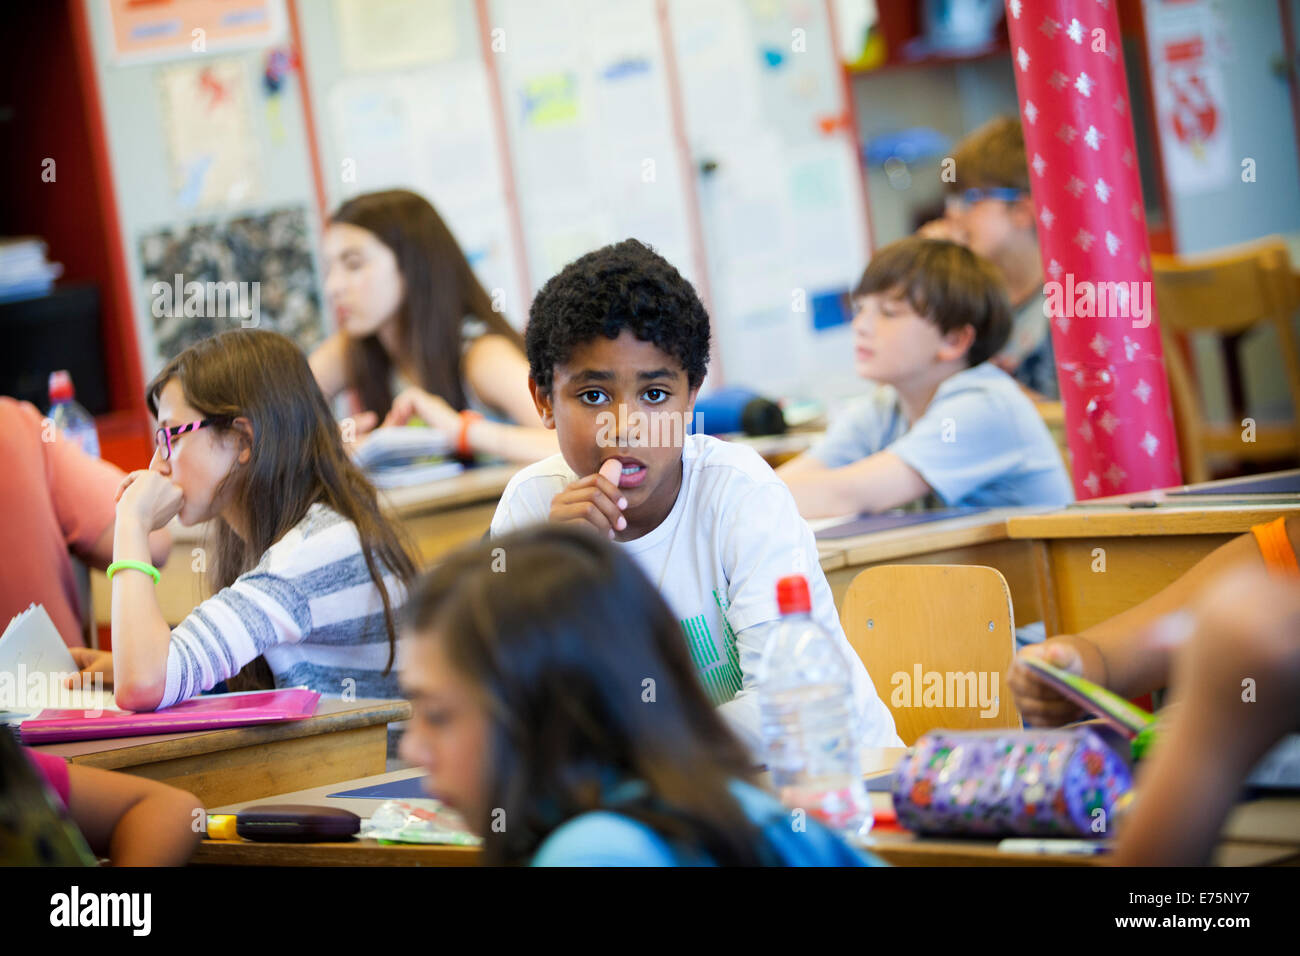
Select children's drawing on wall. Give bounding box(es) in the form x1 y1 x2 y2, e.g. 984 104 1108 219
138 206 324 365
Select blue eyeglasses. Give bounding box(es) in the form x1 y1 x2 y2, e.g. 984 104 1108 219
945 187 1028 212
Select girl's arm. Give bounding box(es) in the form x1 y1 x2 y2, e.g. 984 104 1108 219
66 763 204 866
309 331 350 404
1011 526 1281 725
110 468 184 711
462 334 541 426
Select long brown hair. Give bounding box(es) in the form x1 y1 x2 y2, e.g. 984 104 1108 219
330 189 524 419
148 329 418 690
404 525 770 866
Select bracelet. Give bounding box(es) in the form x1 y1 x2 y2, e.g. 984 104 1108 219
457 410 484 459
107 560 161 584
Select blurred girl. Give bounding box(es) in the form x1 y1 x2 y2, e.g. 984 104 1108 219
310 189 557 462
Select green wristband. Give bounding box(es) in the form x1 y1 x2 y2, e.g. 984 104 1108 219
107 559 161 584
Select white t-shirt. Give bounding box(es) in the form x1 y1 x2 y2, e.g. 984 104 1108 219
490 433 902 753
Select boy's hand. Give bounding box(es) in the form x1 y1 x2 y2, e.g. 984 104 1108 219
66 647 115 689
1009 639 1089 726
549 459 628 539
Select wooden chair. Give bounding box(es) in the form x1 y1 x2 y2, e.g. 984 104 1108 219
840 565 1021 746
1153 237 1300 484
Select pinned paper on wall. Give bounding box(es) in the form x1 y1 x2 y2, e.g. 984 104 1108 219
138 206 324 367
108 0 284 65
158 60 261 210
328 63 524 321
1146 0 1233 194
335 0 458 73
521 73 581 129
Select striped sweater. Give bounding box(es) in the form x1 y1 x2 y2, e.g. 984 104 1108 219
160 503 405 708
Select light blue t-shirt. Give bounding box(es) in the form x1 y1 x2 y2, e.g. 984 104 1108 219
808 363 1073 508
531 779 882 867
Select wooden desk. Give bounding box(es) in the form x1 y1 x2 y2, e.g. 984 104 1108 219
1007 471 1300 634
31 697 411 807
191 751 1300 866
90 465 519 628
816 508 1051 627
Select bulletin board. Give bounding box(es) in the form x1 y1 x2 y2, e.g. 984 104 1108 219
666 0 872 403
82 0 329 379
487 0 700 296
294 0 530 327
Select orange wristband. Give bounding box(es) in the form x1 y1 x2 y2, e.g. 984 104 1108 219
457 410 484 459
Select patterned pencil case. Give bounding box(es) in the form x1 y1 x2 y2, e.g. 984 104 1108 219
891 727 1132 838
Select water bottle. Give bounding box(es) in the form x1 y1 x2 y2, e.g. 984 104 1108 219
48 370 100 458
757 574 872 840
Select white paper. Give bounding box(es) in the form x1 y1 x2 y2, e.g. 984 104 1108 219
158 60 261 210
336 0 459 73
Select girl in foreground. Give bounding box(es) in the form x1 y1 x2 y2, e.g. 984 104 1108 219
398 525 881 866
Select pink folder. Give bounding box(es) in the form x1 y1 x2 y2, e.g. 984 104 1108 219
18 689 321 743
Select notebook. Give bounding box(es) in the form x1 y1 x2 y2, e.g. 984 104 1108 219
1020 656 1156 738
353 426 464 488
17 688 321 744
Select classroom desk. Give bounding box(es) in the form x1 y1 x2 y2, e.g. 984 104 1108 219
30 697 411 807
816 507 1052 627
1006 469 1300 635
190 750 1300 867
89 464 519 628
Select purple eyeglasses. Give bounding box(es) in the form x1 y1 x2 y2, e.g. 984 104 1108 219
155 419 217 460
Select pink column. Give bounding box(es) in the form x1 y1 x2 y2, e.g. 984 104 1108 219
1005 0 1182 498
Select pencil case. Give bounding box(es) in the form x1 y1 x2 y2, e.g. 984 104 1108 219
234 804 360 842
891 727 1132 838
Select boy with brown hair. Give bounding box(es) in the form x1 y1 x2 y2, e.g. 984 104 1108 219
921 115 1056 398
778 236 1071 518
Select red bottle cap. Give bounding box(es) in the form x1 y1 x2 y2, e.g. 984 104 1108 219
48 370 74 403
776 575 811 615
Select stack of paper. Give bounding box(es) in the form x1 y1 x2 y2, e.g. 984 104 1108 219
0 237 63 303
353 426 464 488
0 604 119 724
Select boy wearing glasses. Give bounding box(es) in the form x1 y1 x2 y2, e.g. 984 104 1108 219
921 115 1056 398
778 237 1072 518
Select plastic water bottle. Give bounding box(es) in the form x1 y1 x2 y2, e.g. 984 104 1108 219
48 370 100 458
757 574 872 840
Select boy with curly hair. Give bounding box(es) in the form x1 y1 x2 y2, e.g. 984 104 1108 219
489 239 901 752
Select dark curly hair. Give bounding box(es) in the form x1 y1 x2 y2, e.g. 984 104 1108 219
525 239 711 392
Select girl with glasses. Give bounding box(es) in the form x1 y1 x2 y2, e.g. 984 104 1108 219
75 330 417 734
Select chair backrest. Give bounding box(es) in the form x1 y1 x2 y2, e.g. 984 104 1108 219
840 564 1021 746
1152 237 1300 483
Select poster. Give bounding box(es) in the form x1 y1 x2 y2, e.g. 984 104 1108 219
327 61 524 322
335 0 459 73
158 60 262 210
108 0 284 65
1145 0 1233 194
138 206 324 366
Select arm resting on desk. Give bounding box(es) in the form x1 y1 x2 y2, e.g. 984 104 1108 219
777 451 931 519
